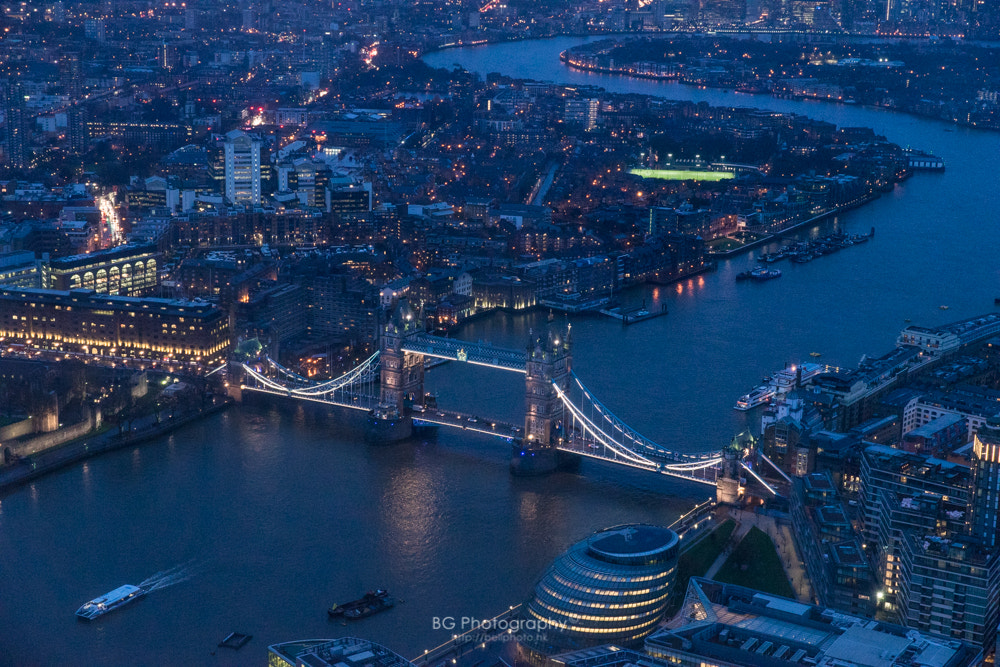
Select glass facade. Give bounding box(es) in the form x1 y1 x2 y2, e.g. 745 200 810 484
522 524 678 655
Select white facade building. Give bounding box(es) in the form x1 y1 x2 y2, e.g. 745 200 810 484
224 130 262 205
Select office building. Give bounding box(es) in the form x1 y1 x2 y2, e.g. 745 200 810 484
0 251 46 289
0 288 230 366
48 245 161 296
328 182 372 218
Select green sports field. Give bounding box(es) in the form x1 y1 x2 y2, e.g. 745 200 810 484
630 168 734 181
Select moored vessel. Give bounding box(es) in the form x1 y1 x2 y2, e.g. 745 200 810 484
734 362 829 411
749 267 781 281
735 386 777 410
344 594 395 619
328 589 390 617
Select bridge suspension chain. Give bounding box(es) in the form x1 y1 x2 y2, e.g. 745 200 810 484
276 352 380 396
569 373 719 464
552 381 658 469
241 351 380 404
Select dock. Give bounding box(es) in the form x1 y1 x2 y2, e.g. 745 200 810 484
598 303 668 325
218 632 252 650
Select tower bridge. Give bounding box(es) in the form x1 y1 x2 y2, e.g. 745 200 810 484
235 301 787 503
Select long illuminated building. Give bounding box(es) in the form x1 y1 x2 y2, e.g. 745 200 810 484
48 244 161 296
0 288 230 366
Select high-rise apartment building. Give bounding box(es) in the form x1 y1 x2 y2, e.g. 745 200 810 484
895 532 1000 650
4 82 27 170
223 130 263 205
859 438 1000 651
969 420 1000 549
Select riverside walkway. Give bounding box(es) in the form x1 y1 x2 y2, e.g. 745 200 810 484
0 397 232 492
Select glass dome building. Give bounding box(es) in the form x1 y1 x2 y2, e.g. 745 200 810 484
521 524 679 656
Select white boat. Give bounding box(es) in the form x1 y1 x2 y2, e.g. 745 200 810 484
734 363 829 411
735 386 776 410
769 362 826 389
76 584 145 620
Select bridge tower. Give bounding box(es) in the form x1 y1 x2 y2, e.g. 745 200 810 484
379 299 425 414
512 324 572 475
716 432 752 505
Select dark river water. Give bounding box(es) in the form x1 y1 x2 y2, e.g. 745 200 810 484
1 36 998 667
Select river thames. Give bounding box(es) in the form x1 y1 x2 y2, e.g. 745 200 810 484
1 36 998 666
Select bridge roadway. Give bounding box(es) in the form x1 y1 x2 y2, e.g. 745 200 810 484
240 383 379 411
559 435 721 486
412 408 522 440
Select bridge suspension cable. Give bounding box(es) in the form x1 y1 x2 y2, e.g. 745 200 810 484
241 351 381 407
568 373 721 466
553 375 723 482
271 352 380 396
552 382 659 469
266 357 313 385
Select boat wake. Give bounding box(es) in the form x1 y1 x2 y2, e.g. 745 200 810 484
139 560 204 593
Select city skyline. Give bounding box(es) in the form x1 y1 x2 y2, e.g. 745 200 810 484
1 1 999 665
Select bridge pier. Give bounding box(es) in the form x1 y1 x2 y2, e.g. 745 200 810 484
511 325 572 476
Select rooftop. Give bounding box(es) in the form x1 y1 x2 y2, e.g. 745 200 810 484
864 444 969 481
650 578 981 667
829 540 867 568
906 413 965 439
267 637 414 667
587 525 678 560
0 287 221 317
50 243 158 269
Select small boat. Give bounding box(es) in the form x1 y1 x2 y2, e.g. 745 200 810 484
344 594 395 620
749 267 781 281
810 352 822 357
940 305 950 310
329 589 389 617
76 584 146 620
